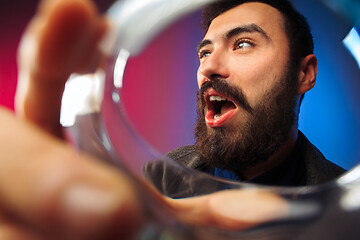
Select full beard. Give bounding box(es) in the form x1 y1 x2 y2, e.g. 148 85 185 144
194 69 299 177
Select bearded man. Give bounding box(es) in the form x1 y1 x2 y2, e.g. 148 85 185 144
145 0 346 197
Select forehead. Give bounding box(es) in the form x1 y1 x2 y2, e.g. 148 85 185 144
204 2 286 39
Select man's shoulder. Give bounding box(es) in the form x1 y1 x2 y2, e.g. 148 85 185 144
299 132 347 185
143 146 219 198
166 145 205 169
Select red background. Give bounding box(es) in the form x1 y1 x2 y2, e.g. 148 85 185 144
0 0 113 110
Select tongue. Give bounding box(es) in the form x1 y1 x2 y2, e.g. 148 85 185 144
221 101 236 115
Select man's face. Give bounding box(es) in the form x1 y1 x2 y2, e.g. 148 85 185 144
195 2 300 173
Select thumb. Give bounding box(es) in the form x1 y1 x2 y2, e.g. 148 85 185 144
0 107 144 239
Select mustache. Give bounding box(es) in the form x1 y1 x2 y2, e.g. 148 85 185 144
199 78 254 114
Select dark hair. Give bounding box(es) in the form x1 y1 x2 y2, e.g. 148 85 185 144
201 0 314 71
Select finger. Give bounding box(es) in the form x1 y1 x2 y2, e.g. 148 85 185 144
15 0 107 138
0 107 144 239
167 188 289 230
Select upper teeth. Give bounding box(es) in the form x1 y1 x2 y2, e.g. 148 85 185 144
209 96 227 102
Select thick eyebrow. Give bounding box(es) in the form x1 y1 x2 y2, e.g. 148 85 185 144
197 39 212 55
196 23 270 55
226 24 270 41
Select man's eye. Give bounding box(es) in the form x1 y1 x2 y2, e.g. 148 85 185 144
199 51 211 59
234 39 253 50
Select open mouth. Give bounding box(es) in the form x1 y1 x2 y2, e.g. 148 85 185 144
204 90 237 127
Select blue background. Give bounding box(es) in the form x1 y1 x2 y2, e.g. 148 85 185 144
294 0 360 170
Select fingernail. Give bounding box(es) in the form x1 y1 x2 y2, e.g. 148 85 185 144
60 183 120 232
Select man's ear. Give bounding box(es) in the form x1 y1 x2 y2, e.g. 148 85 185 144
298 54 317 95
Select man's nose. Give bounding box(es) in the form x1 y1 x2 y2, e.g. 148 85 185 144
198 50 230 85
